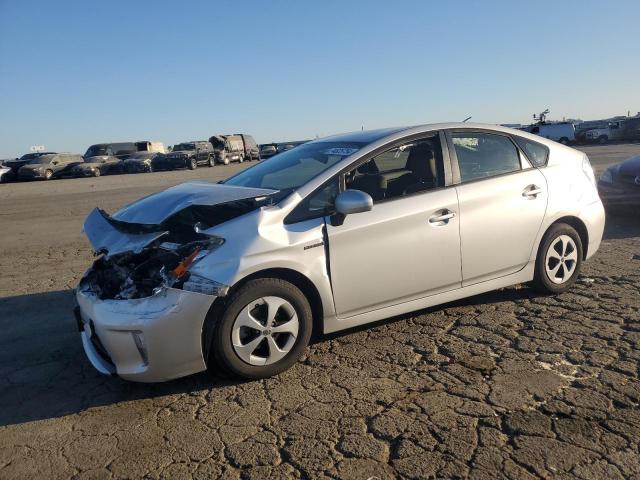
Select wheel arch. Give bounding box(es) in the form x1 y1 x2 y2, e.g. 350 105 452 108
201 267 324 366
544 215 589 260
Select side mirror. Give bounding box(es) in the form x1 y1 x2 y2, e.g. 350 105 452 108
332 190 373 226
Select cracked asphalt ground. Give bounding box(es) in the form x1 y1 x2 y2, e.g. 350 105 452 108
1 145 639 479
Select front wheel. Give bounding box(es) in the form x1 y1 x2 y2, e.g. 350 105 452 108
188 158 197 170
531 223 582 294
559 137 569 145
598 136 608 145
208 155 215 167
44 169 53 180
211 278 313 379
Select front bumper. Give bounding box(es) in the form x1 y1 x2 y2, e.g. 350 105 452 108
76 287 216 382
72 169 99 177
125 162 152 173
598 181 640 208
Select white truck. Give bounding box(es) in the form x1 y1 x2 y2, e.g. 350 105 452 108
526 123 576 145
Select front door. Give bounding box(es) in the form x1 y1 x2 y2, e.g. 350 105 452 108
325 134 462 318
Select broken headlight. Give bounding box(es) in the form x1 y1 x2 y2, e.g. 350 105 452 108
182 274 229 296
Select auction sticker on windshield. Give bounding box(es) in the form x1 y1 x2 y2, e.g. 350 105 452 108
322 148 360 156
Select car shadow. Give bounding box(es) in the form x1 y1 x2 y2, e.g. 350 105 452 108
0 289 249 428
0 286 545 428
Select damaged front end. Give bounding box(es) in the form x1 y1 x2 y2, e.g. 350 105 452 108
78 182 278 300
78 207 229 300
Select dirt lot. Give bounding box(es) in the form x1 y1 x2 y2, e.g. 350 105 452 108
0 145 639 479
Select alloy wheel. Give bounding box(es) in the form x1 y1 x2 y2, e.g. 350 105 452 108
545 234 578 284
231 296 299 366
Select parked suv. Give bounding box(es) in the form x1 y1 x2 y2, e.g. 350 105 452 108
76 123 604 382
153 141 214 170
209 135 246 164
17 153 83 180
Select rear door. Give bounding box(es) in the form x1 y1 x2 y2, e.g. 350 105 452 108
325 132 462 317
447 130 547 286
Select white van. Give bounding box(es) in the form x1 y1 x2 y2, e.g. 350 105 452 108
526 123 575 145
136 141 166 154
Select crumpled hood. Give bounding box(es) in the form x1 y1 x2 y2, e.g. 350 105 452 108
83 182 277 256
113 182 277 224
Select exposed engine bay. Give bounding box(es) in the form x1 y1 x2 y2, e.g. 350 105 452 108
80 239 222 300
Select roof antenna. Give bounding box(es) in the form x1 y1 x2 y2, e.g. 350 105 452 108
462 116 472 123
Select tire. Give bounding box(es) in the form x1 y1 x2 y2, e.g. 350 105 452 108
531 223 583 294
208 155 215 167
93 169 101 177
188 157 197 170
598 136 608 145
44 169 53 180
223 156 230 165
559 137 569 145
238 154 244 163
211 278 313 379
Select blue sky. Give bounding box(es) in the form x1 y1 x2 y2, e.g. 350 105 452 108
1 0 638 157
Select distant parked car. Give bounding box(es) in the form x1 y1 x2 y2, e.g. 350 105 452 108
123 152 158 173
259 144 278 159
69 143 136 177
584 127 611 144
153 141 214 170
17 153 84 180
3 152 57 181
526 123 576 145
598 155 640 209
209 135 246 164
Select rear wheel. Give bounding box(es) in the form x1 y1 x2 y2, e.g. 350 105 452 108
211 278 313 379
531 223 582 294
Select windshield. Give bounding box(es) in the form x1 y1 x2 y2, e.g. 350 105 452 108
224 141 365 194
28 156 54 165
173 143 195 151
85 146 109 157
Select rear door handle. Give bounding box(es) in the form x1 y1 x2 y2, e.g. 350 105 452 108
522 184 543 198
429 209 456 224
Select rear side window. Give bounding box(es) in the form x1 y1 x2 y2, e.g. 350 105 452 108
513 136 549 167
451 132 521 183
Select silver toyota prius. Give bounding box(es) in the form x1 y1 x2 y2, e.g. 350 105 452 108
75 123 605 382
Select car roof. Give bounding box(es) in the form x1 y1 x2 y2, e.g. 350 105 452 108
309 122 561 149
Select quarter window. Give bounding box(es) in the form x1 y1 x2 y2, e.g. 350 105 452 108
513 136 549 167
451 132 521 182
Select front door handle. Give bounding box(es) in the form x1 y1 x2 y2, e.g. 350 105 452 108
522 184 543 198
429 209 456 224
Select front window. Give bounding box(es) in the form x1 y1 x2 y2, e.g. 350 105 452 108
173 143 195 151
224 141 365 196
345 135 444 202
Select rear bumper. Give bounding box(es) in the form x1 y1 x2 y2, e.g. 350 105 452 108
581 199 606 260
75 287 216 382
